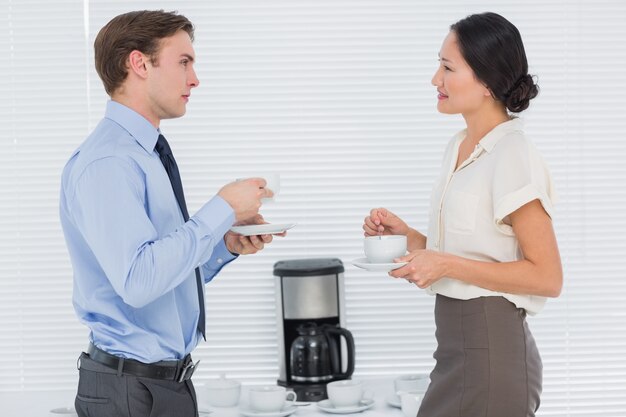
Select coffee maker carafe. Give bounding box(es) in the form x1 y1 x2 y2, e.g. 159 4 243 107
290 322 354 383
274 258 353 402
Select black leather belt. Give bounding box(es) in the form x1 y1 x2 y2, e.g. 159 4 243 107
85 343 199 382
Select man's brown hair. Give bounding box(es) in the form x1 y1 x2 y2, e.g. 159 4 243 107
94 10 194 95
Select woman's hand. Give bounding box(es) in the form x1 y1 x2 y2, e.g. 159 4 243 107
389 249 450 288
363 208 410 237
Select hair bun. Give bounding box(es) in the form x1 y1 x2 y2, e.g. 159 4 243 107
505 74 539 113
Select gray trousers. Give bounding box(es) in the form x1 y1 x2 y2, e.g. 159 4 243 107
75 353 199 417
417 295 542 417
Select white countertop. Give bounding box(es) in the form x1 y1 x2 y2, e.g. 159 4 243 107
200 378 405 417
0 378 406 417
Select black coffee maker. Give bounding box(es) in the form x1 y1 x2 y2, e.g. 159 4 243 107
273 258 355 401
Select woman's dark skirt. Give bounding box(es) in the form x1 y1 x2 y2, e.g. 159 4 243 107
417 295 542 417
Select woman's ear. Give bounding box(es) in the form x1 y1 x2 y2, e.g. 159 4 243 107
127 50 149 79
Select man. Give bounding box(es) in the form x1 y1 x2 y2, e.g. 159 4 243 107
59 10 274 417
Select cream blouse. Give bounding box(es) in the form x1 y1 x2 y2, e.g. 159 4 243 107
425 118 556 315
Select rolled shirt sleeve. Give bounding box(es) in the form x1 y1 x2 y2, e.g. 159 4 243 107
492 135 557 235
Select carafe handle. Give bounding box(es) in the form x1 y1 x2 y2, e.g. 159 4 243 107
324 326 355 379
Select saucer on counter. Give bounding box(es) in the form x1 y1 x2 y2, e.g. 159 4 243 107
316 398 375 414
49 407 77 416
385 393 401 408
239 404 298 417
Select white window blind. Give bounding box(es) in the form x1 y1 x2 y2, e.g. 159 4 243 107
1 1 625 416
0 0 91 391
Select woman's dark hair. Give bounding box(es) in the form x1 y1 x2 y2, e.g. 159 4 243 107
451 12 538 113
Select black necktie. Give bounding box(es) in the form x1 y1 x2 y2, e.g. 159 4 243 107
155 134 206 340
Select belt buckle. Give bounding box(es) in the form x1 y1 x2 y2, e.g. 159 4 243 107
178 359 200 382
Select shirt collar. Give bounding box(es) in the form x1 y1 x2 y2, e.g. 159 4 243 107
477 117 524 153
452 117 525 155
104 100 160 154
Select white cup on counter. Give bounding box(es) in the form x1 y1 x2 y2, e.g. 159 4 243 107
394 373 429 401
399 391 424 417
202 374 241 407
326 379 373 409
248 385 297 413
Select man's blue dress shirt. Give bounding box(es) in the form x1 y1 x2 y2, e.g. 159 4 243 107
60 101 237 362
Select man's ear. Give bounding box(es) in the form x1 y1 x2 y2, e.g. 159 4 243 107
127 50 149 79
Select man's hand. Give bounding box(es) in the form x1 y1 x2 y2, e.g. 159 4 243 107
225 232 273 255
218 178 273 222
224 214 284 255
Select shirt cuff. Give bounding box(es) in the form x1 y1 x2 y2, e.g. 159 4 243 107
214 239 238 264
192 195 236 239
494 184 554 235
202 240 238 283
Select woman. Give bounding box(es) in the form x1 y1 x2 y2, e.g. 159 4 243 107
363 13 562 417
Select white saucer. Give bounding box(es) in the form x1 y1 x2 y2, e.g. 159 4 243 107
229 223 296 236
316 398 375 414
385 393 401 408
239 405 297 417
351 258 407 272
49 408 77 416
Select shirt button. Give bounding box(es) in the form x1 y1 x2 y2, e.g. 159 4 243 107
217 258 223 264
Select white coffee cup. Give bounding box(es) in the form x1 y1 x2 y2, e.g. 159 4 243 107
236 172 280 203
364 235 407 263
394 374 429 397
399 391 423 417
203 374 241 407
248 385 296 413
326 379 372 409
